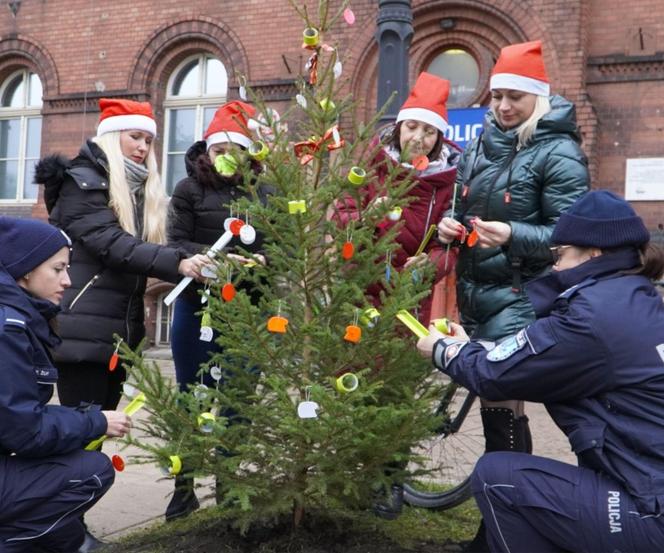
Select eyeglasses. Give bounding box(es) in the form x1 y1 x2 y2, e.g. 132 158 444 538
549 245 573 263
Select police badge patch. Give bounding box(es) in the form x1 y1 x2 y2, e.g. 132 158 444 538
487 329 528 362
444 342 464 368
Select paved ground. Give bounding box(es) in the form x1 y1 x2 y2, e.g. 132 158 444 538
77 349 576 542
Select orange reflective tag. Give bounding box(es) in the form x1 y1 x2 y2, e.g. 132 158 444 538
467 228 479 247
221 283 236 302
341 241 354 260
112 454 125 472
343 325 362 343
412 155 429 171
267 316 289 334
229 219 244 236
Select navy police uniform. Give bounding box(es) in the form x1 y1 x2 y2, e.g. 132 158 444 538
432 249 664 553
0 264 113 553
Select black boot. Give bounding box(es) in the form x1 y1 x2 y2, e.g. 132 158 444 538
373 484 404 520
462 520 489 553
480 407 530 453
77 518 105 553
465 409 532 552
165 476 200 522
77 530 106 552
517 414 533 454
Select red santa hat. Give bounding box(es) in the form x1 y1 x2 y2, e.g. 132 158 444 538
396 72 450 133
204 101 256 149
490 40 550 97
96 98 157 137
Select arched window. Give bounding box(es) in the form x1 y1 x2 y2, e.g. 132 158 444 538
162 55 227 194
0 70 42 201
155 292 175 345
427 49 480 107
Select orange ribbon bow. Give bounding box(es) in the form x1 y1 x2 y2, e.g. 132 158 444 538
293 126 345 165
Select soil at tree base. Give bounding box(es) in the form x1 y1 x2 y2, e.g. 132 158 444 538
106 516 466 552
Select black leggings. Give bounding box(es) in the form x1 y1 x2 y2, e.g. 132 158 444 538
56 361 126 411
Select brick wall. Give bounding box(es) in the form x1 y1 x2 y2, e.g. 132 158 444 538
0 1 659 218
586 0 664 228
2 0 663 341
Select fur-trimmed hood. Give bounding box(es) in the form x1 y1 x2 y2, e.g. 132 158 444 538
35 154 70 214
35 140 108 214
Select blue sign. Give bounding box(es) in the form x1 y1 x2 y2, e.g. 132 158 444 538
445 107 488 150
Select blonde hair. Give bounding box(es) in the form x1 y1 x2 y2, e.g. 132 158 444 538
91 132 167 244
512 95 551 150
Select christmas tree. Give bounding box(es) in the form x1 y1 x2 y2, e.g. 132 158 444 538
122 0 449 530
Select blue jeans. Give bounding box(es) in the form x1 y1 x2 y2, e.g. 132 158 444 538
170 297 258 424
170 297 221 393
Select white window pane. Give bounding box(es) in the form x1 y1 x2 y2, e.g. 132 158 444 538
0 119 21 158
172 60 199 97
2 75 24 108
427 50 480 106
205 58 227 95
168 109 195 152
23 160 38 200
28 74 43 107
0 160 18 199
203 106 216 130
26 118 42 158
166 153 186 195
157 300 174 344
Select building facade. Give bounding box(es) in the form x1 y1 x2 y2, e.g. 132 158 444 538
0 0 662 343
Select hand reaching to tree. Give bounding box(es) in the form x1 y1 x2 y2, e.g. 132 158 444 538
102 410 132 438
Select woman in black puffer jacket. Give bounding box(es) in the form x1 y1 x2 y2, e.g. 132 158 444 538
164 101 270 521
437 41 589 552
35 98 209 415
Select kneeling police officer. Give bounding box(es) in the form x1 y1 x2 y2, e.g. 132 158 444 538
0 217 131 553
419 190 664 553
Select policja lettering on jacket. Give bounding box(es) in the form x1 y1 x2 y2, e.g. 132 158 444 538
608 490 622 533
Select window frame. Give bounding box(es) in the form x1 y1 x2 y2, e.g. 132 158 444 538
426 48 481 109
0 68 43 204
155 292 175 345
161 54 227 194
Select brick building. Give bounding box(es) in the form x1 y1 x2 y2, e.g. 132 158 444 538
0 0 662 344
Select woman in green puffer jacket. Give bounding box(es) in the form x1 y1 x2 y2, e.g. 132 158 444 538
437 40 589 552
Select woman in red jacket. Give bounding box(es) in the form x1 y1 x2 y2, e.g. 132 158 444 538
338 72 459 325
336 72 460 519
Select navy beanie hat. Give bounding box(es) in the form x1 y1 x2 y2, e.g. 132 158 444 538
551 190 650 248
0 216 71 279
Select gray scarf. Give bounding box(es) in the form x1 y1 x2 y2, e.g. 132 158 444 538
124 157 149 191
123 157 149 236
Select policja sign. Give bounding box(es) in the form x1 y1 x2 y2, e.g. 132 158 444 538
445 107 488 149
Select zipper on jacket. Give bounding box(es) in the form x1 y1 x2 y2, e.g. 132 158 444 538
423 191 436 242
68 274 100 310
124 276 142 346
484 142 518 221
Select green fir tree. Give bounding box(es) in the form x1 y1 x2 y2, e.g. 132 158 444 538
122 0 450 530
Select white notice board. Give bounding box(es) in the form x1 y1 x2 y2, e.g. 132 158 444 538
625 158 664 201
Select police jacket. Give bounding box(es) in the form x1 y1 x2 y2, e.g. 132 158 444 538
167 140 269 304
451 95 589 340
0 264 107 457
432 248 664 515
35 140 186 365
